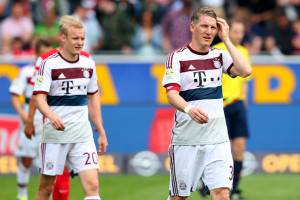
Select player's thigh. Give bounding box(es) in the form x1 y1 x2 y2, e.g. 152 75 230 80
78 168 99 194
66 140 99 174
202 142 233 191
38 174 56 191
39 143 69 176
169 145 205 197
232 137 246 153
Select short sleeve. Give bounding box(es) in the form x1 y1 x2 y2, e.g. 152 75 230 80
221 51 234 77
31 57 43 85
162 52 181 88
9 68 27 95
33 60 52 95
87 61 98 95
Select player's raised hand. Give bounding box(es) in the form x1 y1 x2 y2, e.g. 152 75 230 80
187 107 209 124
49 114 65 131
217 17 230 42
24 120 35 139
98 134 108 155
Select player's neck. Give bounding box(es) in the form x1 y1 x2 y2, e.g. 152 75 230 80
59 49 79 62
189 42 209 54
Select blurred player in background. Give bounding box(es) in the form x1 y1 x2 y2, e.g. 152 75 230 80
162 7 251 200
9 39 52 200
24 45 71 199
33 15 108 200
214 19 251 200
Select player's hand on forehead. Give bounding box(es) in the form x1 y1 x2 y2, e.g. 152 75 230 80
216 17 229 41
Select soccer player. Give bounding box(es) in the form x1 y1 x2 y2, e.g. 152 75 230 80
162 7 251 200
9 39 52 200
214 19 251 200
25 48 71 200
33 15 108 200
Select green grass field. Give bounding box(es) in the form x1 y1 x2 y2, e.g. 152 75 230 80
1 174 299 200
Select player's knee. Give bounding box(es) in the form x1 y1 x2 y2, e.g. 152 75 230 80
84 179 99 194
38 183 53 196
211 188 230 200
21 158 33 168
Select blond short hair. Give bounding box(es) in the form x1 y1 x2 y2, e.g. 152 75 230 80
59 15 83 35
191 7 217 23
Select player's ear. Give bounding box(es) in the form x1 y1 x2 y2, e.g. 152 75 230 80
190 22 195 33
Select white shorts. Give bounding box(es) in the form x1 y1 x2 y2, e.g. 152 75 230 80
15 123 43 158
39 140 99 176
168 142 233 197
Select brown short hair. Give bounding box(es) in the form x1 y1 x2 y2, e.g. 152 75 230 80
59 15 83 35
35 39 51 55
191 7 217 23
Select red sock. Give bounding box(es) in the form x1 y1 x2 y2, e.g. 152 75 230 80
52 167 70 200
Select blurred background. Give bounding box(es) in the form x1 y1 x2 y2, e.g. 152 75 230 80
0 0 299 199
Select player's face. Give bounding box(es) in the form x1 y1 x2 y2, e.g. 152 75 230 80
62 27 85 55
190 15 217 49
230 22 245 45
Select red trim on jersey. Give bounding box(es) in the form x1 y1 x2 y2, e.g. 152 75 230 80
227 63 236 78
27 77 34 85
58 52 79 63
41 49 59 59
80 50 90 58
164 83 180 92
179 54 223 72
166 52 175 69
51 68 93 80
87 90 98 95
33 91 48 95
10 92 20 96
187 45 209 55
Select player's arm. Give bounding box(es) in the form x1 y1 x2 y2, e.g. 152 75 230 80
34 93 65 131
10 94 27 123
24 97 36 139
88 91 108 155
217 18 252 77
166 88 208 124
9 68 27 123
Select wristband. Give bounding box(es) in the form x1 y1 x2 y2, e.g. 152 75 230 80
184 105 193 113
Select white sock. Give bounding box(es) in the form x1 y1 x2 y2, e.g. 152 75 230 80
84 196 101 200
17 162 30 197
167 196 171 200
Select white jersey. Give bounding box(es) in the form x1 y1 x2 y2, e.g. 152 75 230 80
162 45 234 145
9 64 43 128
33 50 98 143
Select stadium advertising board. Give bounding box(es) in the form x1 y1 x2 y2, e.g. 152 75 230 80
0 60 299 174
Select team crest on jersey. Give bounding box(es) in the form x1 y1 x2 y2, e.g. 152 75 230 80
165 68 175 80
213 57 222 69
46 162 54 170
82 68 90 78
179 180 187 190
36 76 44 85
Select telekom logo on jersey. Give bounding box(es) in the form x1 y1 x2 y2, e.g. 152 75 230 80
61 80 74 94
193 71 206 87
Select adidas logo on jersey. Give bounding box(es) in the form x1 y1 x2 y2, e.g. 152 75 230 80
188 64 196 70
58 73 66 79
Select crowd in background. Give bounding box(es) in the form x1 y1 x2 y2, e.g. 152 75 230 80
1 0 300 57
